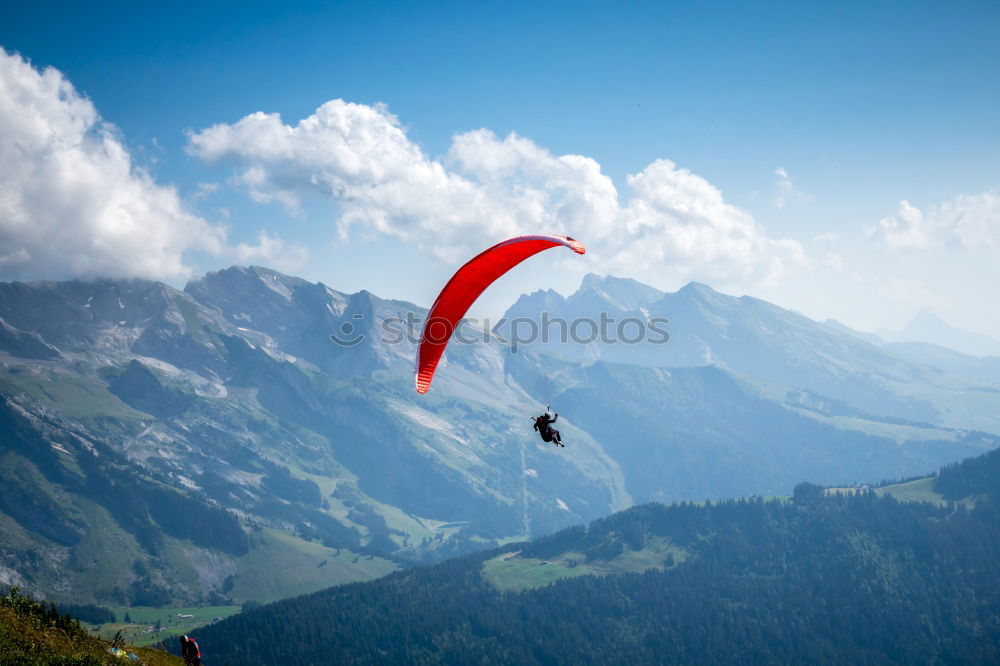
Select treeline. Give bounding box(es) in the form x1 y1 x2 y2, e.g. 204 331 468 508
186 487 1000 664
936 446 1000 501
54 602 115 625
873 472 935 488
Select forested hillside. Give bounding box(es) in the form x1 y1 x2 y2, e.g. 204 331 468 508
184 448 1000 665
936 446 1000 501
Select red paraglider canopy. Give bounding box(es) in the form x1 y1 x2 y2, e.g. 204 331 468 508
415 235 586 394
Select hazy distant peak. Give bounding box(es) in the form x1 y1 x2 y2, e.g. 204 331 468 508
893 309 1000 357
246 265 305 282
248 265 309 289
677 281 716 295
500 289 568 326
576 273 664 310
513 288 565 305
908 310 947 328
186 265 313 302
579 273 611 292
672 281 738 310
194 264 304 283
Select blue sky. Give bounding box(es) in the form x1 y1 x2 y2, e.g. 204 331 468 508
1 0 998 333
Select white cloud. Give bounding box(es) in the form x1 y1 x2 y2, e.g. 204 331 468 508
192 181 220 200
813 232 839 244
867 200 929 250
188 100 805 286
937 192 1000 248
868 193 1000 251
772 166 806 209
820 252 844 270
621 159 804 284
0 49 305 280
232 230 309 273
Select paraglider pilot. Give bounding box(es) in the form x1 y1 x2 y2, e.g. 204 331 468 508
533 408 564 447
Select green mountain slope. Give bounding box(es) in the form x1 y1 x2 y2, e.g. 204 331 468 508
0 391 397 607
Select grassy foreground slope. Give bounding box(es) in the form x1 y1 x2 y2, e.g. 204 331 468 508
0 588 181 665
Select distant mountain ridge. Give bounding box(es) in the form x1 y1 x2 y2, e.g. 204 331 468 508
507 274 1000 433
1 267 998 608
885 309 1000 357
825 308 1000 360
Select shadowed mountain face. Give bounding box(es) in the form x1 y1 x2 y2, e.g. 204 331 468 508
0 317 60 360
0 267 997 606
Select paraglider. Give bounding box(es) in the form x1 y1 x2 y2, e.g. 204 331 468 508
532 407 563 447
414 235 586 394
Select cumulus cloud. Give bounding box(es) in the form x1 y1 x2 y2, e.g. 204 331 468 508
188 100 805 285
772 166 806 209
868 193 1000 251
232 230 309 273
0 49 305 280
867 200 929 250
621 159 804 284
936 192 1000 248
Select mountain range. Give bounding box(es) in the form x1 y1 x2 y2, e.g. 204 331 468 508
884 310 1000 357
0 267 998 608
